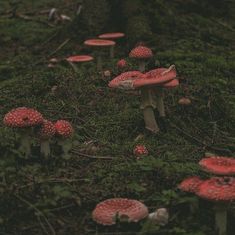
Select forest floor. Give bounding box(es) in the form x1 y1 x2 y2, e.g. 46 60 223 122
0 1 235 235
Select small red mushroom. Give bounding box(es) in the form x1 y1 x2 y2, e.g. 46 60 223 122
4 107 43 157
178 176 204 193
199 156 235 176
38 120 56 158
133 145 148 159
117 59 127 70
92 198 148 225
129 46 153 72
54 120 74 156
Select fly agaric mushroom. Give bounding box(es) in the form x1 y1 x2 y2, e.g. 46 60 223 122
148 208 169 226
199 157 235 176
38 120 56 158
117 59 127 71
84 39 116 70
133 145 148 159
98 32 125 58
178 176 204 193
109 71 159 132
196 177 235 235
92 198 148 225
3 107 43 157
66 55 94 73
129 46 153 72
54 120 74 157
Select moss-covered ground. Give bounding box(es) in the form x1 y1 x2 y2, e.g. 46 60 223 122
0 0 235 234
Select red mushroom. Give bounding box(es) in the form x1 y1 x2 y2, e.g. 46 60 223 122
54 120 74 156
109 71 160 132
129 46 153 72
178 176 204 193
98 32 125 58
199 157 235 176
117 59 127 71
196 177 235 235
3 107 43 157
92 198 148 225
38 120 56 158
66 55 94 73
133 145 148 159
84 39 116 70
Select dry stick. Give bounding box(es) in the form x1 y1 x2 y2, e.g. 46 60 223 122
48 38 70 57
169 122 232 154
14 194 56 235
71 149 114 160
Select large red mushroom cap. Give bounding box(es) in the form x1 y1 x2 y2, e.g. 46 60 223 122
98 32 125 40
178 176 204 193
196 177 235 201
66 55 94 63
108 71 145 89
4 107 43 128
199 157 235 175
54 120 74 138
92 198 148 225
162 79 179 88
129 46 153 59
38 120 56 139
84 39 116 47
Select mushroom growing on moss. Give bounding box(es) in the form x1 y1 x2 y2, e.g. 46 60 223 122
4 107 43 157
92 198 149 225
38 120 56 158
54 120 74 157
84 39 116 70
133 145 148 159
66 55 94 73
129 46 153 72
117 59 127 71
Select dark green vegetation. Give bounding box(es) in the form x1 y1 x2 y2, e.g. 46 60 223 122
0 0 235 234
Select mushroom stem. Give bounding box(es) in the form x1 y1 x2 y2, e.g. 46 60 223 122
140 88 159 133
97 55 103 70
214 203 227 235
58 139 72 159
68 61 79 73
155 88 166 117
138 61 146 72
110 45 115 58
19 132 31 157
40 140 51 158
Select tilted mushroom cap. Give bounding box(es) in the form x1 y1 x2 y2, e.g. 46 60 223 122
38 120 56 139
129 46 153 59
4 107 43 128
178 176 204 193
66 55 94 63
162 79 179 88
92 198 149 225
196 177 235 201
84 39 116 47
199 157 235 175
108 71 145 89
54 120 74 138
178 97 191 105
98 32 125 39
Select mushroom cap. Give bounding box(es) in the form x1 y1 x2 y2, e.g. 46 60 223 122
196 177 235 201
108 71 145 89
92 198 149 225
38 120 56 139
117 59 127 69
98 32 125 39
66 55 94 63
133 145 148 157
162 79 179 88
199 157 235 175
178 176 204 193
84 39 116 47
3 107 43 128
54 120 74 138
129 46 153 59
178 97 191 105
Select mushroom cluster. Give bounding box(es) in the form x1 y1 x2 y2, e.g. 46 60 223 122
3 107 74 158
178 155 235 235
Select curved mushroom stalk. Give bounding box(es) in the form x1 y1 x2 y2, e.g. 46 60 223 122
140 88 159 133
155 88 165 117
58 139 73 159
68 61 79 73
40 140 51 158
139 61 146 72
214 203 228 235
97 55 103 71
19 132 32 157
110 45 115 59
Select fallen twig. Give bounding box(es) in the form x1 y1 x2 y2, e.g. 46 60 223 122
48 38 70 57
71 149 114 160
